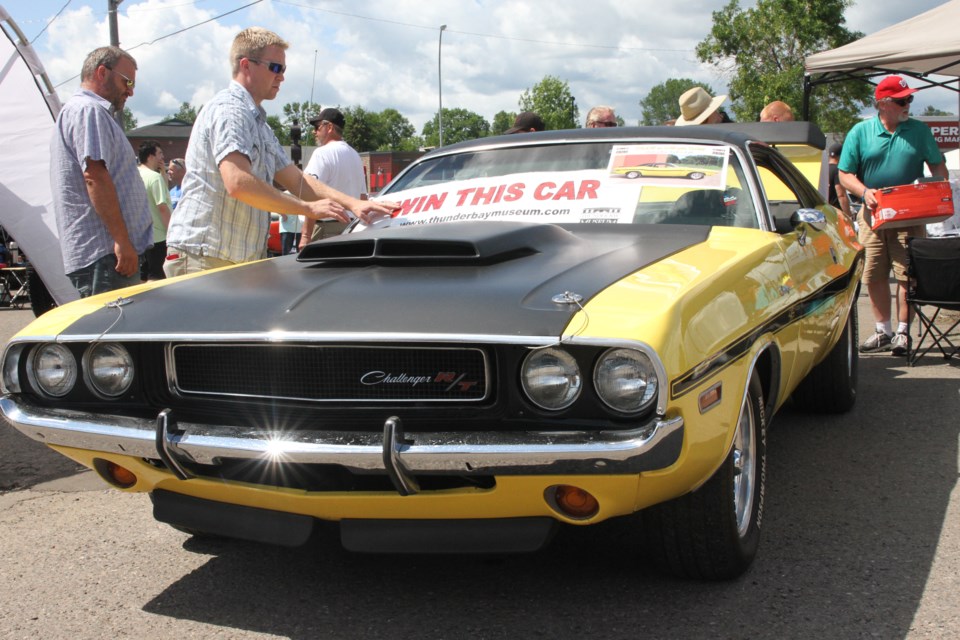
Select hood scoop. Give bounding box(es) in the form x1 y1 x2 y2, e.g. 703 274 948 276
297 221 579 265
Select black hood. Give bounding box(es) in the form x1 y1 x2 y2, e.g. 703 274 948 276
62 222 710 338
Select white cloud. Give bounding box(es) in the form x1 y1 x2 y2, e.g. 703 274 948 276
15 0 958 131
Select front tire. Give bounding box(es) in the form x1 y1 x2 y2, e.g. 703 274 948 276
641 370 767 580
687 171 706 180
624 171 641 179
791 302 858 413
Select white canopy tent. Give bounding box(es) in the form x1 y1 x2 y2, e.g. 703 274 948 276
803 0 960 118
0 6 78 306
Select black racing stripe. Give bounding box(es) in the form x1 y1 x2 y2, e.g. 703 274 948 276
670 259 862 399
60 223 712 339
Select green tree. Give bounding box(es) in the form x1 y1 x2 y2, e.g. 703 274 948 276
166 101 199 124
266 115 290 145
121 107 137 132
639 78 717 126
282 101 323 146
519 75 579 130
491 110 517 135
921 105 953 116
422 108 490 147
696 0 870 134
377 108 418 151
341 106 383 152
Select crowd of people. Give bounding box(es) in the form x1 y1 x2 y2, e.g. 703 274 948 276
50 29 397 299
49 29 948 358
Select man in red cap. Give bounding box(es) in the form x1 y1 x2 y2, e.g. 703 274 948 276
839 75 948 355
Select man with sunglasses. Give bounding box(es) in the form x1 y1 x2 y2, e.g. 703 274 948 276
839 75 948 356
585 106 618 128
165 27 396 276
49 46 153 297
300 107 367 245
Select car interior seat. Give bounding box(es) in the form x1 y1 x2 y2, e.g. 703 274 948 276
666 189 729 226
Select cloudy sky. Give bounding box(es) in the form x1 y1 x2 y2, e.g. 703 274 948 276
10 0 957 132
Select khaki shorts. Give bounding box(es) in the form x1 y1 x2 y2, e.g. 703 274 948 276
310 220 348 242
162 247 237 278
857 209 925 283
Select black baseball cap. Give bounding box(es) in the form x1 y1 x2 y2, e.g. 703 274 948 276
506 111 545 134
828 143 842 158
309 107 346 129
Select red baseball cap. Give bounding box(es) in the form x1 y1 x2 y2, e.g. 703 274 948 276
875 75 917 101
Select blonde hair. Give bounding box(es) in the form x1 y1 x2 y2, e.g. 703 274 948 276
230 27 289 75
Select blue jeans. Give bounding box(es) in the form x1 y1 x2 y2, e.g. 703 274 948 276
68 253 143 298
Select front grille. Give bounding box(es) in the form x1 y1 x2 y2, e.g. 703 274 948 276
171 344 489 403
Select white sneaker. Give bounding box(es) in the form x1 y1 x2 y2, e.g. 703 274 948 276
891 332 910 356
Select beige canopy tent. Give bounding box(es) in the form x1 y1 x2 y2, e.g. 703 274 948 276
803 0 960 118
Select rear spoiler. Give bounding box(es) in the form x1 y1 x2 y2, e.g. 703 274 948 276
713 122 826 150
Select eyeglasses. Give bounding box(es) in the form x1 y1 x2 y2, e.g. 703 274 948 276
313 121 329 131
170 159 185 169
247 58 286 75
106 67 135 89
587 120 617 128
888 96 914 107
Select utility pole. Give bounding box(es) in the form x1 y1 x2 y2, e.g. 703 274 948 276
108 0 121 47
438 24 446 147
108 0 124 129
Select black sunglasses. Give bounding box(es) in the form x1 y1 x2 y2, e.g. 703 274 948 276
247 58 286 75
889 96 914 107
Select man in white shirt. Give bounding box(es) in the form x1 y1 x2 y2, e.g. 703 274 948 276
300 107 368 246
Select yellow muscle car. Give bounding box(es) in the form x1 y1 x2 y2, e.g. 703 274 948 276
1 123 861 580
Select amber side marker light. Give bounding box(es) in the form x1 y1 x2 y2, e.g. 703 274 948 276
93 459 137 489
549 485 600 519
698 382 722 414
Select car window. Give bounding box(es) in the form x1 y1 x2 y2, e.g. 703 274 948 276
368 142 759 231
751 143 824 224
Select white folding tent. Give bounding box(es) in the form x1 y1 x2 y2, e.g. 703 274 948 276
803 0 960 118
0 6 78 307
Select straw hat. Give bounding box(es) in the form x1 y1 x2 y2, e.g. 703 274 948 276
675 87 728 126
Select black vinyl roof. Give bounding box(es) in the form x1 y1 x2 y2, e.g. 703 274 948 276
430 122 826 158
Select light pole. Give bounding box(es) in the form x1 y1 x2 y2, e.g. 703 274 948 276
438 24 447 148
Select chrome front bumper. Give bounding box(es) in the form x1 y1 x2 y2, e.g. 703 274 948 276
1 396 683 492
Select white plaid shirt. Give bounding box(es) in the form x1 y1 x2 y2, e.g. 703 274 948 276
166 81 292 263
49 89 152 273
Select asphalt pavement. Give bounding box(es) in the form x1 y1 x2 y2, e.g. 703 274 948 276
0 291 958 639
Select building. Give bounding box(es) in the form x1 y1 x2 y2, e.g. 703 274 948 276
125 118 192 159
126 118 423 194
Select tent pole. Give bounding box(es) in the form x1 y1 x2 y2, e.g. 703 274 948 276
803 76 812 121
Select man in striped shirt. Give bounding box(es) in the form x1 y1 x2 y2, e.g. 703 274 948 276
49 46 153 297
164 27 396 276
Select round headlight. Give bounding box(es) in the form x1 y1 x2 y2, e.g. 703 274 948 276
29 343 78 397
521 347 582 410
84 343 134 398
594 348 658 413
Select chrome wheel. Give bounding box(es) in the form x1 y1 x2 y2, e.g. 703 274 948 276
732 393 756 537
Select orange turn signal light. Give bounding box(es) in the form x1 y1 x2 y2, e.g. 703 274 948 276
93 459 138 488
550 485 600 519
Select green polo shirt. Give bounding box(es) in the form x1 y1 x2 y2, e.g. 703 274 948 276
838 116 943 189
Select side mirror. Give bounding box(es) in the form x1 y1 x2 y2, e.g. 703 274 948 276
789 208 827 232
773 208 827 237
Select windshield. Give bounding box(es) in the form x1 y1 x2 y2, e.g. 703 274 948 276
365 141 758 231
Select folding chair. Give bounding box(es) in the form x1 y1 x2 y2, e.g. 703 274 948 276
906 236 960 366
